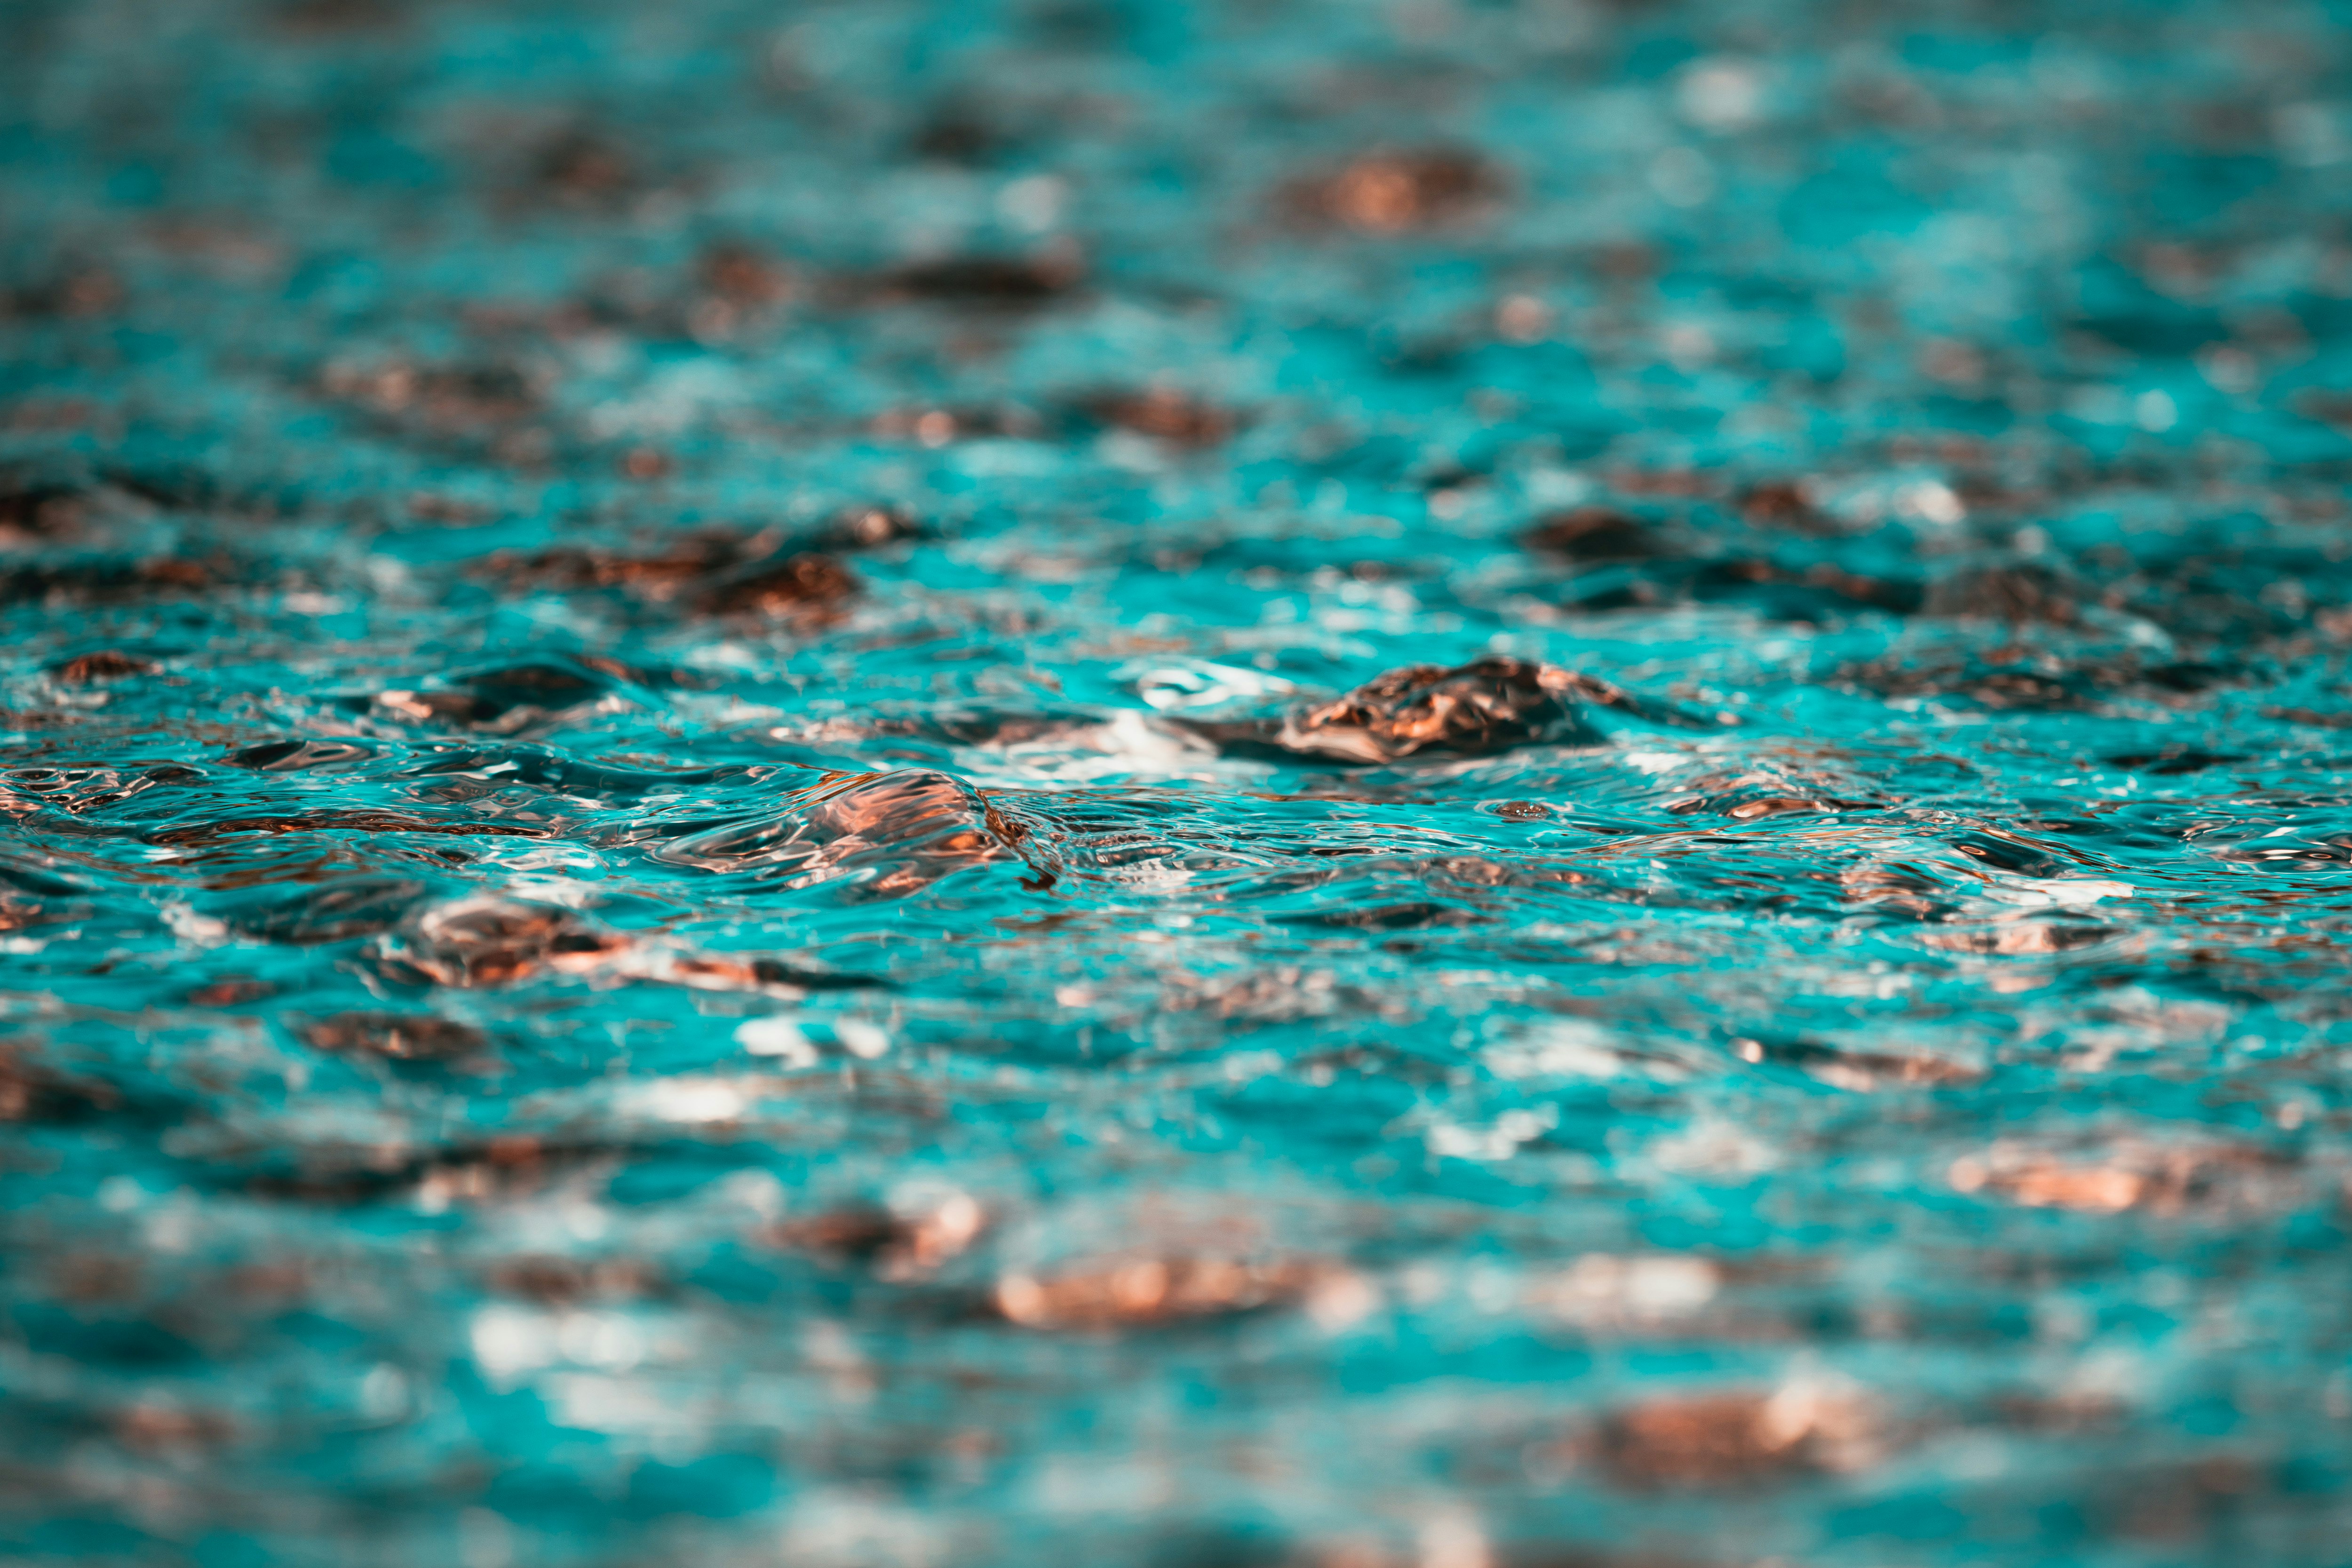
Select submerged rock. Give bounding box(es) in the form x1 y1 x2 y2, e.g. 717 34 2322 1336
483 1254 668 1305
1585 1385 1885 1488
485 533 746 599
652 770 1015 897
762 1191 985 1276
373 897 630 988
1521 507 1667 562
1287 148 1503 233
363 661 620 732
1948 1138 2304 1217
296 1012 488 1061
483 518 881 619
1260 658 1616 764
1737 479 1835 532
696 551 861 618
0 554 234 604
48 650 158 683
993 1254 1366 1331
1077 388 1242 447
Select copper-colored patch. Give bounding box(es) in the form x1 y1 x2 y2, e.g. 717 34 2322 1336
1588 1386 1882 1487
826 503 920 548
1294 149 1502 233
619 446 672 480
482 533 741 598
376 898 630 988
1274 657 1611 763
50 651 158 683
188 979 276 1007
1950 1139 2298 1216
994 1254 1352 1330
298 1011 488 1061
485 1254 667 1305
405 493 496 525
1082 388 1240 446
763 1193 984 1275
700 552 862 617
1724 796 1838 820
1921 922 2111 956
1522 507 1661 562
1738 480 1829 531
1734 1038 1983 1091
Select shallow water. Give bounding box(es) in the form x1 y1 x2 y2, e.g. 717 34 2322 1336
6 0 2352 1563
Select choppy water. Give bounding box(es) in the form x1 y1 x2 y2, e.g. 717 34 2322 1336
7 0 2352 1563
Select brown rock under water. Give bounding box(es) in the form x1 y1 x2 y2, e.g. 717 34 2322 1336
1522 507 1664 562
375 898 630 988
1081 388 1241 446
698 551 861 618
653 769 1016 898
1587 1385 1883 1488
993 1254 1356 1331
368 661 626 732
1949 1139 2300 1217
1737 480 1833 532
49 651 158 683
297 1011 488 1061
763 1193 984 1276
487 533 743 599
1291 148 1503 233
485 1254 667 1305
1272 657 1609 763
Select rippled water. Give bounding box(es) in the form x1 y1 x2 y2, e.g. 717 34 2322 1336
7 0 2352 1563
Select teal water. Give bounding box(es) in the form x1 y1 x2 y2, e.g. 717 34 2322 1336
6 1 2352 1563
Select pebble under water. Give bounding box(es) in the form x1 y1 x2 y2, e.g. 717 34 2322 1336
7 0 2352 1563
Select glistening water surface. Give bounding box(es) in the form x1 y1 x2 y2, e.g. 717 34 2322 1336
6 0 2352 1563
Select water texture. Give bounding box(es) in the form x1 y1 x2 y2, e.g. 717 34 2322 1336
5 0 2352 1563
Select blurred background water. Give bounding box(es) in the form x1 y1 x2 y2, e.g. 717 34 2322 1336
5 0 2352 1563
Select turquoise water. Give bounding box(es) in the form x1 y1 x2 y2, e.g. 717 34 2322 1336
6 0 2352 1563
